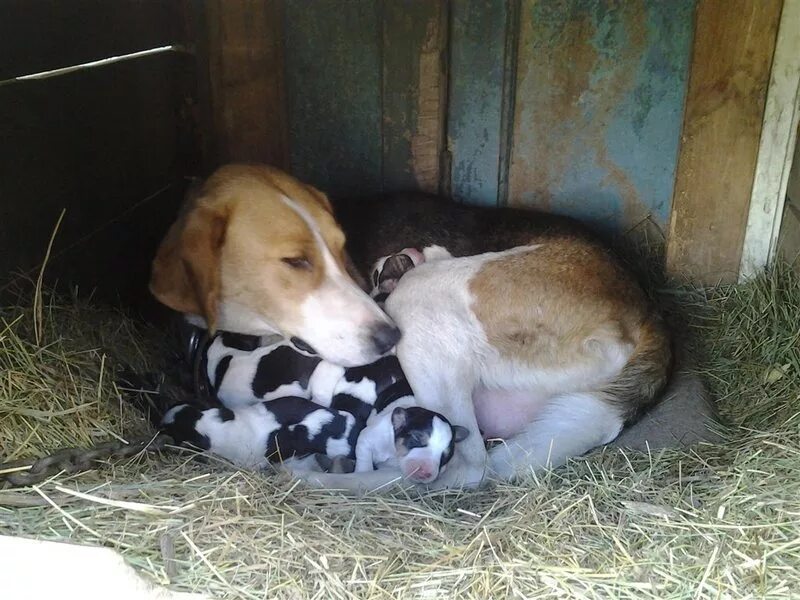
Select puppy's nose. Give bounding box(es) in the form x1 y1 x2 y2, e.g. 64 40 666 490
411 469 433 482
370 323 401 355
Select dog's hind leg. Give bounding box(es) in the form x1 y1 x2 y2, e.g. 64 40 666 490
487 392 624 480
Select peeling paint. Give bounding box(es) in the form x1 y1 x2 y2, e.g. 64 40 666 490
508 0 695 233
448 0 508 206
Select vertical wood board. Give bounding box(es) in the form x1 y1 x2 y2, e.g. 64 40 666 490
508 0 695 235
667 0 783 284
777 122 800 265
739 0 800 278
382 1 446 194
448 0 510 206
201 0 288 168
284 0 382 197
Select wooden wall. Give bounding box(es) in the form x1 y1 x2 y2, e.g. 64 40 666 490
199 1 696 236
778 122 800 265
667 0 784 283
0 0 787 294
0 1 200 308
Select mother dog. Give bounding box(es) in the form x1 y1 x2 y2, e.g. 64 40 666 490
151 165 703 491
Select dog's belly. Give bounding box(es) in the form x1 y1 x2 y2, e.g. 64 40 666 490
472 386 550 439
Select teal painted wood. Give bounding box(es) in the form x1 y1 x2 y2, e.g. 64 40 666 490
284 0 382 197
448 0 510 207
382 1 445 194
508 0 696 234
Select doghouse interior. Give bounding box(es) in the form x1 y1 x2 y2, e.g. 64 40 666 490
5 4 800 597
1 1 794 310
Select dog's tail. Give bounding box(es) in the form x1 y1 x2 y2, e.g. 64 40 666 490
604 313 724 450
602 312 672 421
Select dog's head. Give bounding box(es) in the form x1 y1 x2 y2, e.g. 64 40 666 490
391 406 470 484
150 165 399 367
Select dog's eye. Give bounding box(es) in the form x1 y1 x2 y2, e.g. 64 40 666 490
281 256 312 270
405 433 425 449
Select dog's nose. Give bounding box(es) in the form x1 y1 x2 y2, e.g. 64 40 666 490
370 323 401 355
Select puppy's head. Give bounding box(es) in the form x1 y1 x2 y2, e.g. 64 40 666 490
391 406 470 484
369 247 425 305
150 165 399 367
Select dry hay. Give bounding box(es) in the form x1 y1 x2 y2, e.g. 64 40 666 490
2 266 800 599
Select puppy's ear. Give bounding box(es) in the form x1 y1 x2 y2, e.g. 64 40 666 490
380 254 414 284
330 456 356 473
150 203 228 333
314 454 333 472
452 425 470 443
391 407 408 432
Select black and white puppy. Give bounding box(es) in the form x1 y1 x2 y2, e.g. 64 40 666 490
161 393 469 483
161 397 357 469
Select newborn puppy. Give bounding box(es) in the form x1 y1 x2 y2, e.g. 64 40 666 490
352 399 470 483
161 397 358 469
369 245 451 306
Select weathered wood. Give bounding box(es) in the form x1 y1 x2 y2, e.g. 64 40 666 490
382 0 446 194
200 0 288 169
667 0 783 284
778 123 800 266
284 0 382 197
777 201 800 266
0 0 186 80
508 0 695 235
740 0 800 279
0 53 193 303
448 0 510 206
789 123 800 203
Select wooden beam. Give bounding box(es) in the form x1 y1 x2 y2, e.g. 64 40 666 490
199 0 288 169
382 0 447 195
283 0 383 197
666 0 783 284
740 0 800 279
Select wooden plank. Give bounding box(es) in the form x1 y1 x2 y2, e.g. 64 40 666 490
777 200 800 266
200 0 288 168
448 0 510 206
740 0 800 279
284 0 382 197
789 122 800 203
382 0 446 194
508 0 695 235
0 1 186 80
0 53 195 301
667 0 783 284
777 123 800 267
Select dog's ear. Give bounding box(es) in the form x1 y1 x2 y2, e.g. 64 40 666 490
391 407 408 432
451 425 470 443
306 183 334 214
150 204 228 333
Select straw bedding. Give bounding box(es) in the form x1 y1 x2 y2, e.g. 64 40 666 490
1 266 800 599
